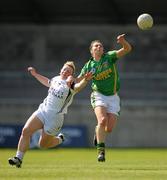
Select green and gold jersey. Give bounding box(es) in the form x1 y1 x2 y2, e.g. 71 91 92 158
79 51 120 96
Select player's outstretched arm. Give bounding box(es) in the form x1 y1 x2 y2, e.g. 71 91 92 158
28 67 50 87
74 72 92 93
116 34 132 58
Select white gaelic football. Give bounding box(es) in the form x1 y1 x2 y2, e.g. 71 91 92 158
137 13 153 30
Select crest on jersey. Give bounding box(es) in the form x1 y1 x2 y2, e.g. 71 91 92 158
90 68 96 74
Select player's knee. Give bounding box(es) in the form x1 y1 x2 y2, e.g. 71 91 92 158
21 127 32 137
99 117 107 127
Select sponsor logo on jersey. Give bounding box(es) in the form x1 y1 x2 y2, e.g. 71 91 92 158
49 87 64 99
94 68 112 80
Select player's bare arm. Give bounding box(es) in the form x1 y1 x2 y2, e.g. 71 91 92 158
116 34 132 58
74 75 84 83
28 67 50 87
74 72 93 93
66 75 75 88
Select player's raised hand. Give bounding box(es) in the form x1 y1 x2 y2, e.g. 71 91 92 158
117 34 125 43
28 67 37 76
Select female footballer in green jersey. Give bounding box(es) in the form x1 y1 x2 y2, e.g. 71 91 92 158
77 34 132 162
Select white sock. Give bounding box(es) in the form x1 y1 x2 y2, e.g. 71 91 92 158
16 151 24 160
57 137 63 144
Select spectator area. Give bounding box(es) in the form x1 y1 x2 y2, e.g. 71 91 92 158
0 25 167 104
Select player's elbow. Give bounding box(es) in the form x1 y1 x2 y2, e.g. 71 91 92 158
124 44 132 54
127 44 132 53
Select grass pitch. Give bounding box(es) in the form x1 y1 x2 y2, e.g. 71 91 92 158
0 148 167 180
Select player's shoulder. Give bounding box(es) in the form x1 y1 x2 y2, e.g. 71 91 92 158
105 51 118 61
84 58 93 65
52 75 60 81
49 75 61 84
106 50 117 56
81 59 92 70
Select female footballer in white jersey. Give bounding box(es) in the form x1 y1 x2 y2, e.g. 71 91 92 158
8 61 92 168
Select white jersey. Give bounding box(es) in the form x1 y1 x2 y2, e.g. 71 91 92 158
39 76 75 115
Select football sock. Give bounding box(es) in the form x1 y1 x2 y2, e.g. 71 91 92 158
57 137 63 144
16 151 24 160
97 143 105 151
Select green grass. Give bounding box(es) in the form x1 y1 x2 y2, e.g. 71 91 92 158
1 148 167 180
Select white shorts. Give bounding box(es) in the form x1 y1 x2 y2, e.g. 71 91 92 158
34 108 64 136
91 91 121 116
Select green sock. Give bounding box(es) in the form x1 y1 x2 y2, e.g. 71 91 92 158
97 143 105 151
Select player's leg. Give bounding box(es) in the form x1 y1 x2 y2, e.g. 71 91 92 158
105 93 120 132
93 126 98 146
38 130 64 148
94 106 108 162
18 113 43 153
95 106 107 143
8 113 43 168
105 113 117 132
38 113 65 148
91 92 105 147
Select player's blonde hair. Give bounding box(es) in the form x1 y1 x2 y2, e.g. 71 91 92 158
64 61 75 74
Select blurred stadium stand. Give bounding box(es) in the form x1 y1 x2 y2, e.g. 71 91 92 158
0 0 167 24
0 0 167 147
0 25 167 103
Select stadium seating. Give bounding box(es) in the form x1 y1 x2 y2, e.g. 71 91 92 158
0 25 167 147
0 25 167 103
